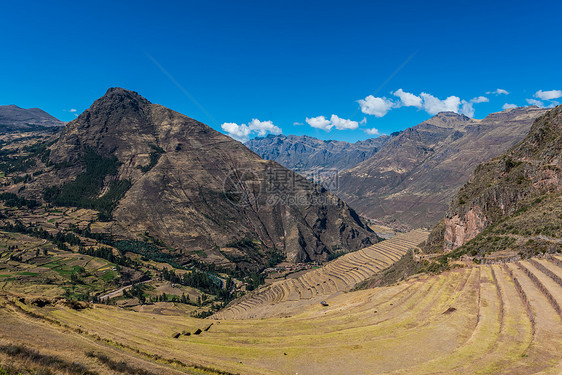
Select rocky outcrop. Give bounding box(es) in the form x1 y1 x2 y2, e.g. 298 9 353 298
443 207 487 250
37 88 379 267
429 105 562 253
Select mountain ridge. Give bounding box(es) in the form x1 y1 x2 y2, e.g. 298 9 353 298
0 104 64 132
245 133 392 178
18 88 379 267
336 106 548 227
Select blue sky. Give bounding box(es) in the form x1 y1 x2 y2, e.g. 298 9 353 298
1 0 561 142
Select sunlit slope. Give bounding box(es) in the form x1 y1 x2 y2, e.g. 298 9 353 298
21 255 559 375
213 229 429 319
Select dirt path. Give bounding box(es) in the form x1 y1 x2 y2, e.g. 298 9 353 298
98 279 152 301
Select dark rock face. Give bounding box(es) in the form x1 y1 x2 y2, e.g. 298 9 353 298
0 105 64 132
336 108 548 228
46 88 378 266
245 134 391 178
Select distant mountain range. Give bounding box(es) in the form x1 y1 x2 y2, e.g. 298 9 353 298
246 134 393 178
336 107 547 227
247 107 547 229
4 96 548 242
0 104 63 132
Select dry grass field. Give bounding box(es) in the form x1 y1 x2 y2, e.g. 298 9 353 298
1 245 561 374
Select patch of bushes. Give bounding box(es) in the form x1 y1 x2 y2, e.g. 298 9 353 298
113 240 180 266
0 156 36 174
327 250 347 261
224 238 285 269
266 248 286 267
2 220 82 250
0 192 39 208
78 246 135 268
43 149 130 220
0 140 53 176
137 144 165 173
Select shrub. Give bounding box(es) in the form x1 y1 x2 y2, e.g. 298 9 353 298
43 148 130 219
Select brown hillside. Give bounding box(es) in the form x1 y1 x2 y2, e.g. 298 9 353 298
337 107 547 227
23 88 378 267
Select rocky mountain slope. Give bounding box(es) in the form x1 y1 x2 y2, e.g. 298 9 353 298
425 105 561 257
246 134 391 178
21 88 378 267
336 107 547 227
0 105 64 132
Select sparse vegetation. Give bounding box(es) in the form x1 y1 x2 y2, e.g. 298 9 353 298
137 144 165 173
85 351 155 375
0 344 95 375
43 149 131 220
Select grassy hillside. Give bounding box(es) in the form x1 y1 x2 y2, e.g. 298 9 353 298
2 255 561 374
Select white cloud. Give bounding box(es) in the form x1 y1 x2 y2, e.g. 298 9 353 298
69 108 77 112
221 122 250 141
460 100 475 117
487 88 509 95
502 103 517 110
249 119 281 137
293 122 304 126
361 90 491 118
221 118 282 142
358 95 396 117
365 128 380 135
305 115 359 131
392 89 422 108
420 93 461 115
526 99 557 108
360 117 367 125
306 116 333 131
534 89 562 100
330 114 359 130
470 96 489 103
526 98 545 107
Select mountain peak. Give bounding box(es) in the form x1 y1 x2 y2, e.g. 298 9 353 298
75 87 153 128
420 111 471 129
96 87 151 107
43 88 378 265
434 111 471 121
104 86 140 96
0 104 63 131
